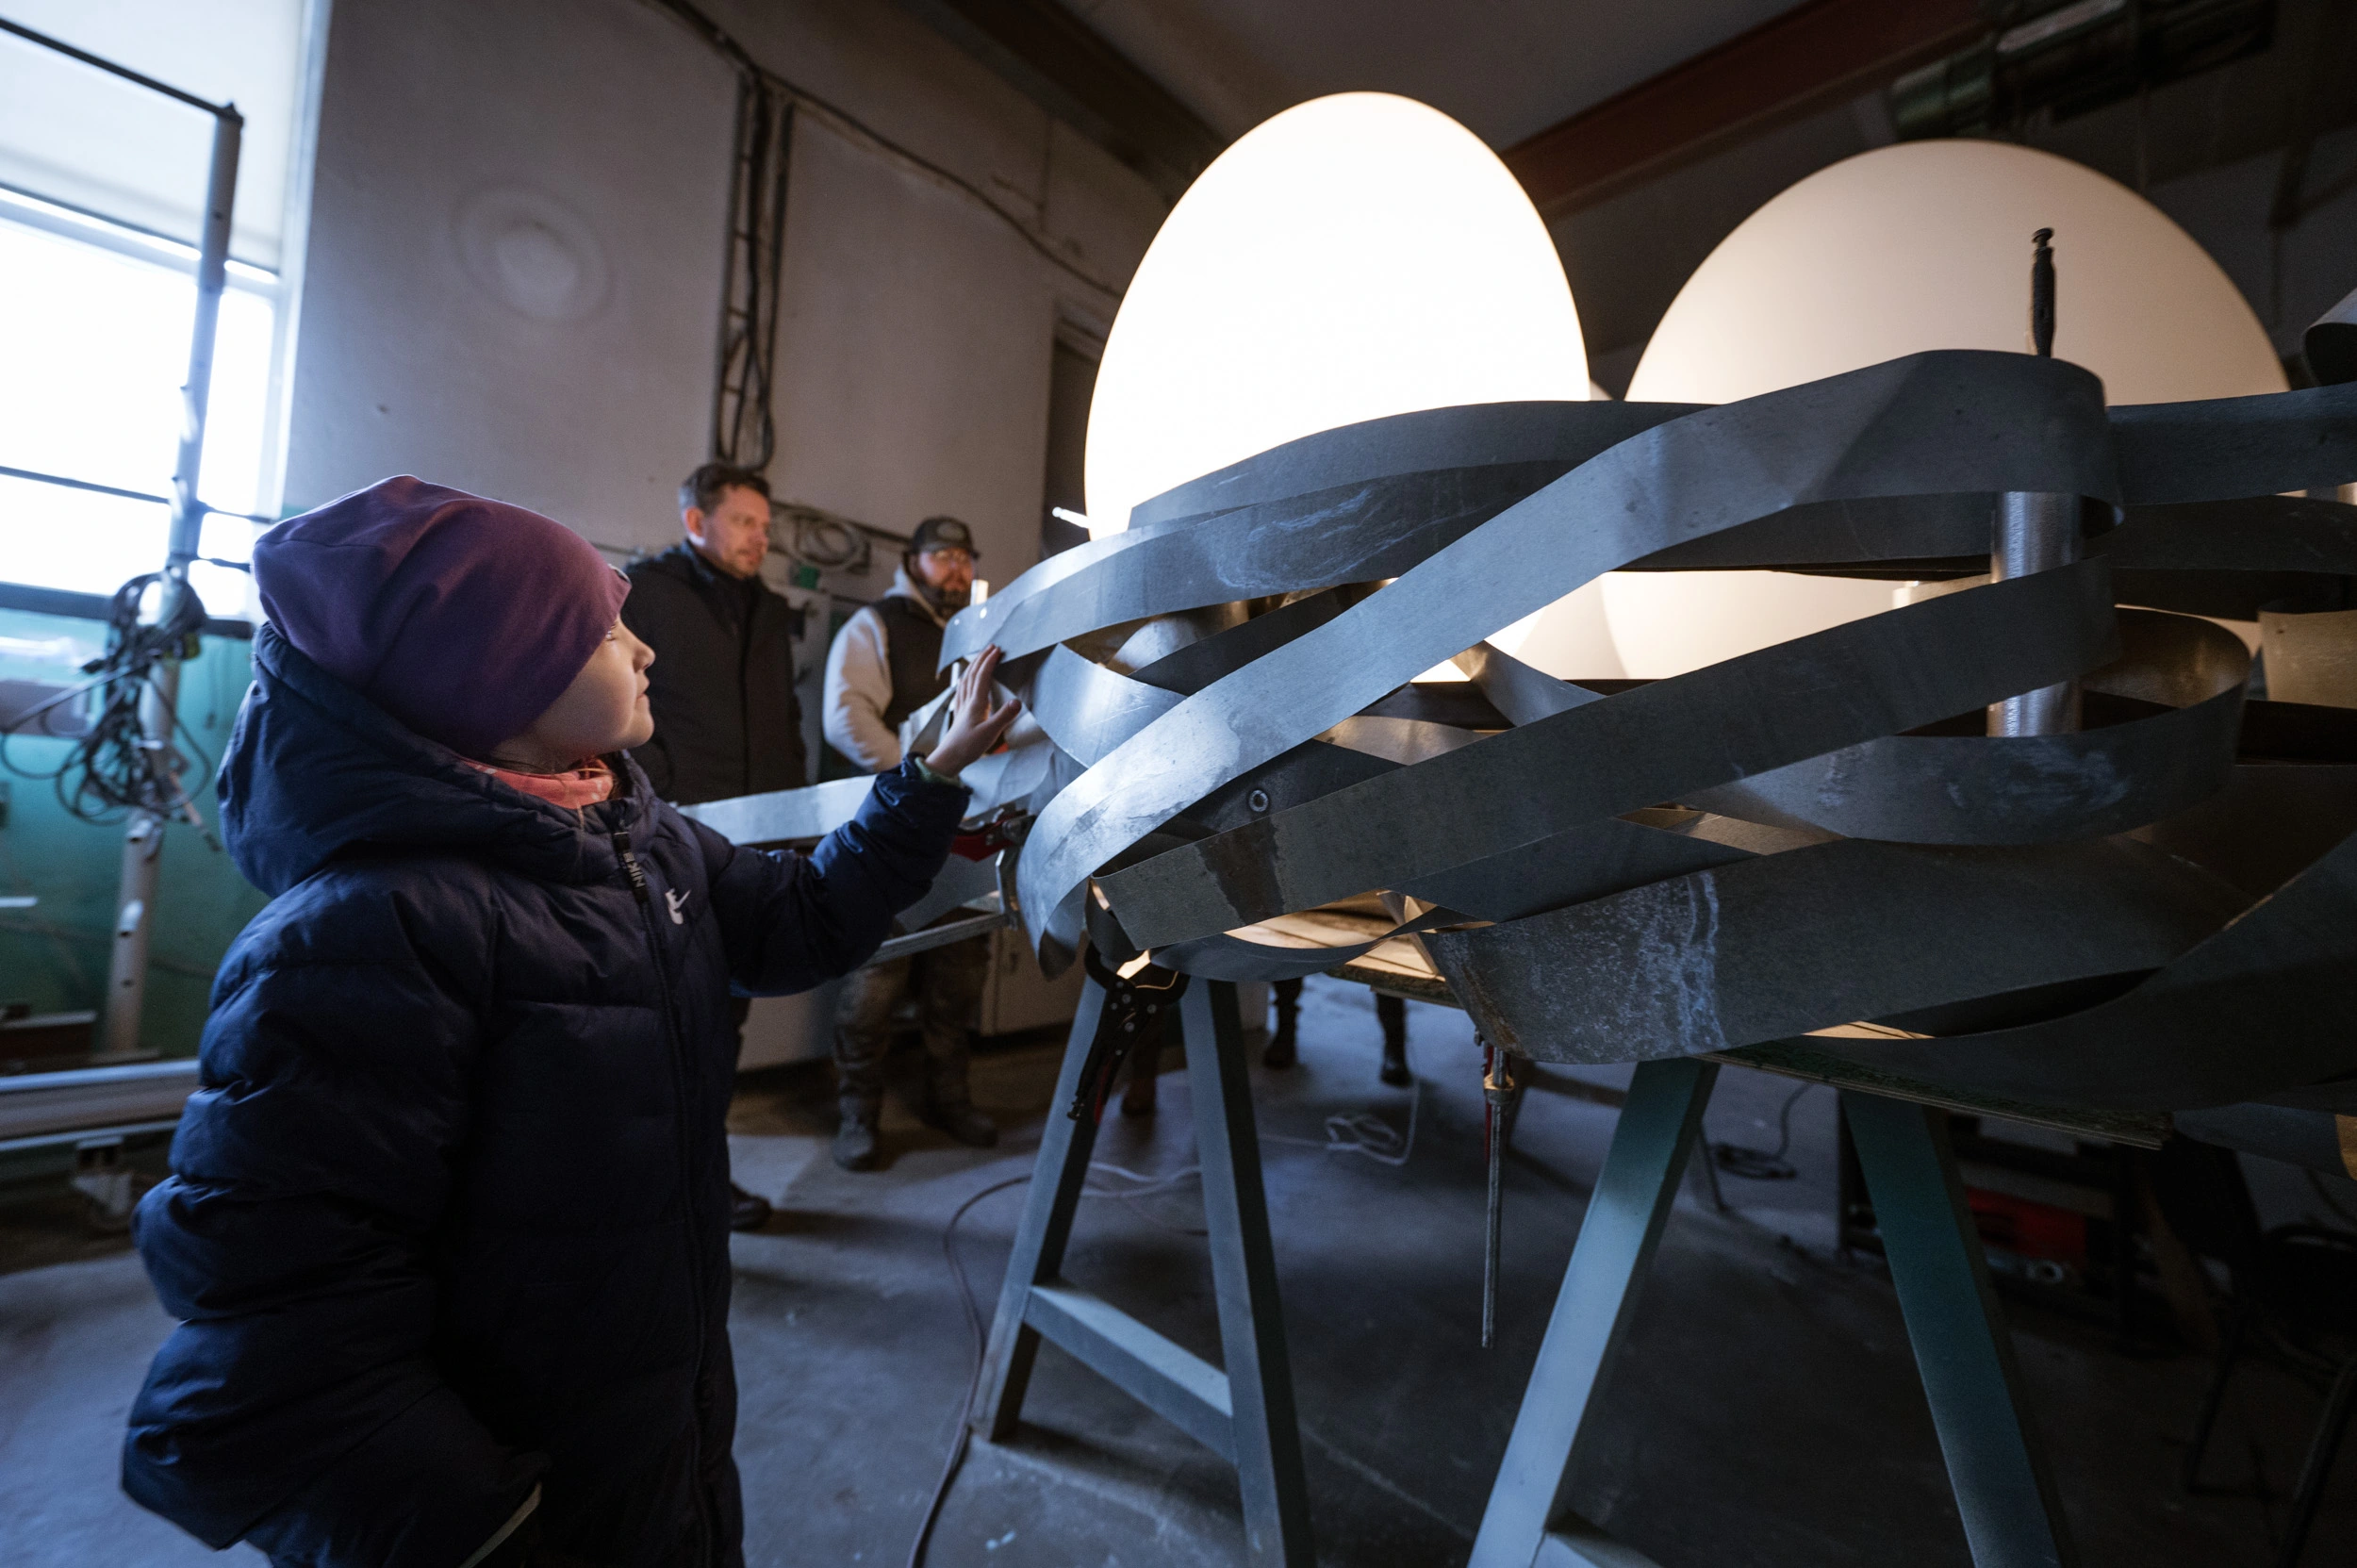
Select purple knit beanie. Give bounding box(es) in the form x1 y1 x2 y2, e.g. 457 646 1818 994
254 476 630 756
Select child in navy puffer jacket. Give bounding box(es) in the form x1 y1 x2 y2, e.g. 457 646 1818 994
121 477 1018 1568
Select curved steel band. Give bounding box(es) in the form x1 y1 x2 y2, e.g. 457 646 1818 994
937 350 2357 1115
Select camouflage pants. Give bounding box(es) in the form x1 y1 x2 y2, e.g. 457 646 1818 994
832 933 990 1107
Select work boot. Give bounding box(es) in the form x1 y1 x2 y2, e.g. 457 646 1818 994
728 1181 773 1231
832 1096 882 1171
1377 994 1411 1087
924 1096 998 1148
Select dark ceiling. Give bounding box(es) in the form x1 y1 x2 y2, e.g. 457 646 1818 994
1062 0 1807 148
903 0 2357 382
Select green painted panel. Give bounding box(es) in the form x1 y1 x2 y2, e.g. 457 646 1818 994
0 608 268 1060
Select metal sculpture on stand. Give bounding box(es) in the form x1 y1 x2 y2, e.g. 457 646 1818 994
939 320 2357 1114
695 259 2357 1562
895 251 2357 1564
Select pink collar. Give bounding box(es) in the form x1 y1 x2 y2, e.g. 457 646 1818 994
462 756 617 810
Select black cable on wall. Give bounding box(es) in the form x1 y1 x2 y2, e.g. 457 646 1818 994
647 0 1128 320
712 77 793 470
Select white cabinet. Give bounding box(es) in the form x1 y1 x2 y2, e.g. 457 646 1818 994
733 927 1085 1071
980 926 1084 1037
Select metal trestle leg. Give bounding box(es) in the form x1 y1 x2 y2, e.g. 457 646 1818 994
1470 1066 2079 1568
1844 1092 2079 1568
1469 1058 1717 1568
974 977 1313 1565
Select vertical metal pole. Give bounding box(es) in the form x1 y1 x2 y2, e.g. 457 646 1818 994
100 107 239 1061
1845 1094 2078 1568
169 110 240 575
1468 1058 1719 1568
1990 230 2081 741
1987 490 2082 737
1922 233 2076 1566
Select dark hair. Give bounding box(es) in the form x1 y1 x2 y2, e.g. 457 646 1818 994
679 463 770 516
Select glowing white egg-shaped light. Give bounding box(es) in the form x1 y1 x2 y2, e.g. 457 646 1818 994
1605 138 2285 678
1082 91 1601 677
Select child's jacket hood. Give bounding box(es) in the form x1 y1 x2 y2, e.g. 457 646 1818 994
219 622 643 897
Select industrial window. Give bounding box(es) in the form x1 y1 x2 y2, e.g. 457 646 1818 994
0 2 321 616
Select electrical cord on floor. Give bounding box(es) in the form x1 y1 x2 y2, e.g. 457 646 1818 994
906 1155 1220 1568
907 1046 1426 1565
905 1172 1030 1568
1264 1036 1422 1167
1709 1081 1818 1181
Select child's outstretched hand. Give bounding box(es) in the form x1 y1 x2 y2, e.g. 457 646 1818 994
924 646 1023 779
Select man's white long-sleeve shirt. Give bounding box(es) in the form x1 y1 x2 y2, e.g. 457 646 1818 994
822 569 943 773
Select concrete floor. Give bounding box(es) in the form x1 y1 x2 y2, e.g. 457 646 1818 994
3 977 2352 1566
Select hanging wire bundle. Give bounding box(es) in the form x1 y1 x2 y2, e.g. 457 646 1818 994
772 501 870 573
0 570 216 839
711 73 792 472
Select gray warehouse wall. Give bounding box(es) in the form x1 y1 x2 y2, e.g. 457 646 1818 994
286 0 735 550
287 0 1166 577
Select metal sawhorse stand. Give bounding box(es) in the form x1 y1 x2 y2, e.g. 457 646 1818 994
974 948 2085 1568
973 975 1316 1565
1468 1055 2079 1568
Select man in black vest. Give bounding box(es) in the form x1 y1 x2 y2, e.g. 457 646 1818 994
623 462 808 1229
820 516 995 1169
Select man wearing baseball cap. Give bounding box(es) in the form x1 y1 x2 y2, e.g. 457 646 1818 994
820 516 996 1169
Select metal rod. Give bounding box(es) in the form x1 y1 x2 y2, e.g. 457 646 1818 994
2028 227 2055 360
1467 1058 1719 1568
1481 1044 1516 1349
0 17 239 119
98 807 165 1060
169 113 242 572
1484 1094 1504 1347
0 462 272 523
1991 229 2080 741
100 107 240 1062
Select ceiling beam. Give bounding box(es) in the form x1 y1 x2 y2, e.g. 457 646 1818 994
1504 0 1987 220
896 0 1226 203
